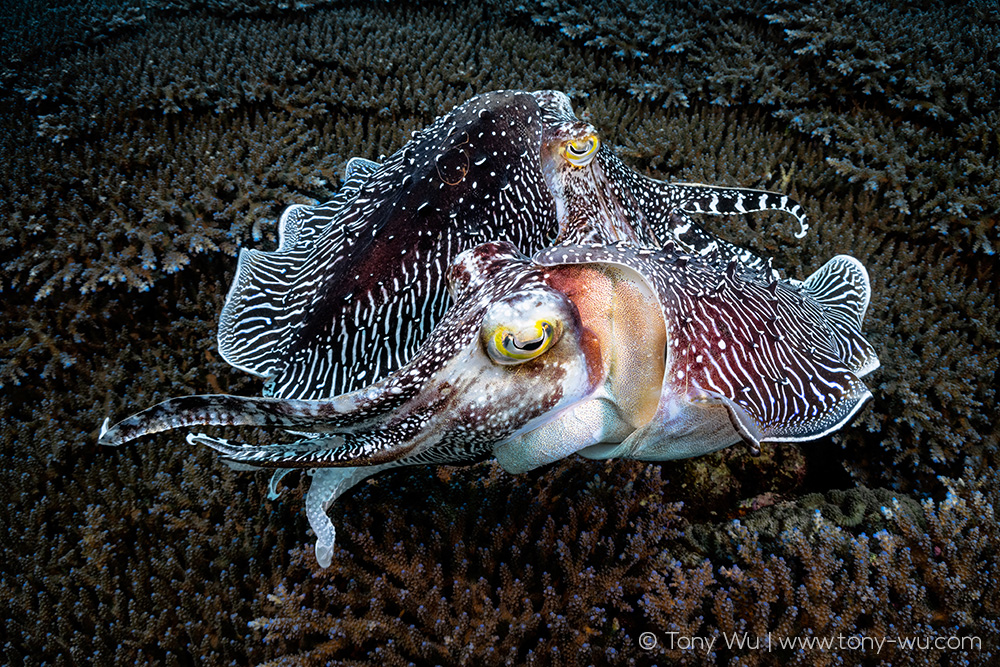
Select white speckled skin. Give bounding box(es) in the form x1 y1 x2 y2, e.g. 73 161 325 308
218 90 810 405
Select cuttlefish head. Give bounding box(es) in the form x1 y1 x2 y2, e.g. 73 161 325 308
98 239 677 570
532 90 655 248
98 242 627 469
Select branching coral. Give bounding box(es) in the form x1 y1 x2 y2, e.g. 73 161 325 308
0 280 291 664
522 0 1000 256
252 461 684 666
2 0 998 664
250 464 1000 666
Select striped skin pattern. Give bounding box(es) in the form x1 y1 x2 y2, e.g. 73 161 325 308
104 243 585 470
533 243 879 462
219 89 809 406
100 241 877 566
105 242 593 566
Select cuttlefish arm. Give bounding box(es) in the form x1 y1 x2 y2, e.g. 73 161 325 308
100 241 607 567
99 242 602 470
99 240 878 566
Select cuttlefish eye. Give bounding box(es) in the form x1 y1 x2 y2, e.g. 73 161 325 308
562 134 600 168
481 290 569 366
489 320 557 364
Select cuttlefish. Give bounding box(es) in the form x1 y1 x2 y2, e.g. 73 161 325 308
222 90 808 402
101 241 878 566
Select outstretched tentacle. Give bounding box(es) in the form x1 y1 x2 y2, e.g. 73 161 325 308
653 209 777 279
667 183 809 238
98 387 409 448
186 424 421 468
626 182 807 279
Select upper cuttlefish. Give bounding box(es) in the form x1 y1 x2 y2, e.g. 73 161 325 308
217 90 810 402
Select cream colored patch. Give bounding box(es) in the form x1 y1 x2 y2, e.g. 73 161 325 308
555 265 666 431
605 265 666 428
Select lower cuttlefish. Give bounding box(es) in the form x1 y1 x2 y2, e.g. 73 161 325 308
100 241 878 567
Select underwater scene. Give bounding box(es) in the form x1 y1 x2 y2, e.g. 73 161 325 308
1 1 997 665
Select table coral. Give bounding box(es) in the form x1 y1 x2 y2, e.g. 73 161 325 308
1 0 997 664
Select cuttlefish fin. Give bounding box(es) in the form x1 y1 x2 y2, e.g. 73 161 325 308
686 257 878 445
218 159 380 385
801 255 880 377
275 160 378 251
344 156 380 181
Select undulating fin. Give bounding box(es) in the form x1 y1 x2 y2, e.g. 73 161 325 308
535 243 876 448
801 255 880 377
275 160 380 252
218 90 573 402
221 159 386 386
344 156 380 180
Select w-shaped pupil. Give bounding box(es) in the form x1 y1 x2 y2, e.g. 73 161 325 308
506 321 552 353
512 336 544 352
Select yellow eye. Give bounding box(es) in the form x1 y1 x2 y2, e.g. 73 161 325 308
487 320 559 365
562 134 599 167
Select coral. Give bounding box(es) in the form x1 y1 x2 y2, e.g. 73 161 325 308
2 0 998 664
252 460 685 666
0 264 295 665
0 0 149 87
250 462 1000 666
523 0 1000 255
641 467 1000 666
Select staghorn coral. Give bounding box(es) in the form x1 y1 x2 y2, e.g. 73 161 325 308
252 460 685 666
0 0 149 90
523 0 1000 255
1 263 297 665
250 461 1000 666
2 0 998 664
